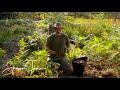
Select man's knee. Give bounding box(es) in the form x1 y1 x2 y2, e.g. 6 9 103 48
60 57 73 74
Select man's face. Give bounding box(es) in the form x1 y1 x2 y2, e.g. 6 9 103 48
54 27 62 35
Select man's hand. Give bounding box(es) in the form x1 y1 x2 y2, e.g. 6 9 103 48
49 50 56 55
46 46 56 55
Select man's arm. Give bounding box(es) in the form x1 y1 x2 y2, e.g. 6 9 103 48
66 35 70 53
46 46 55 55
46 36 56 55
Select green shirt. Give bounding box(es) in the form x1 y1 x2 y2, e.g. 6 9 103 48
46 33 70 58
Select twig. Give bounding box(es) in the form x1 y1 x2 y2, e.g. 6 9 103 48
2 67 15 76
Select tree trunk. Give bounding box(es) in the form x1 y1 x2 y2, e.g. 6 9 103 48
114 12 118 24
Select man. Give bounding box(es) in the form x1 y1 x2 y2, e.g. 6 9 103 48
46 22 73 77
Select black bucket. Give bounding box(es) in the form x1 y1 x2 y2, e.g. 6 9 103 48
72 56 88 77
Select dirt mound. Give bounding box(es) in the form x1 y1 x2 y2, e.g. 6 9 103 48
84 61 120 78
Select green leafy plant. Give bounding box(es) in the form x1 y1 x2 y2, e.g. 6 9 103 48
0 48 6 60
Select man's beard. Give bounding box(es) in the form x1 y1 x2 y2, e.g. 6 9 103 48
56 32 61 36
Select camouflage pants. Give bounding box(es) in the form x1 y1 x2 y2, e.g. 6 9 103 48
50 56 73 76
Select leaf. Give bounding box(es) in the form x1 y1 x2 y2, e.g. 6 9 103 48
11 71 14 76
110 51 119 60
94 36 99 43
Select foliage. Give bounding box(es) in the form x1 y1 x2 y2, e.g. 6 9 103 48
23 50 48 75
0 48 6 60
66 47 86 63
1 12 120 78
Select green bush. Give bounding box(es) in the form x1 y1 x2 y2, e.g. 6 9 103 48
0 48 6 60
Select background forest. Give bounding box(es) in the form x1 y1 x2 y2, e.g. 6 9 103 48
0 12 120 78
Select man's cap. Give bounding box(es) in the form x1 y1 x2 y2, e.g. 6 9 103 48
53 22 62 28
